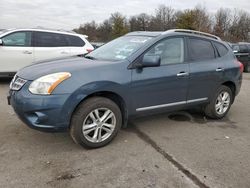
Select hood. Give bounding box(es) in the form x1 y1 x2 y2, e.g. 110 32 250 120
17 57 116 80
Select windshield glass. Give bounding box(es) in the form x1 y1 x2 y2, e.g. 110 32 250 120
86 35 152 61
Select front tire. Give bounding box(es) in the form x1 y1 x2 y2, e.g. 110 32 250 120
70 97 122 149
204 85 233 119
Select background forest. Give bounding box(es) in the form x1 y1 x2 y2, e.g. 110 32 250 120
73 4 250 43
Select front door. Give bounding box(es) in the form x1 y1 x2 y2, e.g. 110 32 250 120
131 37 189 113
0 31 34 73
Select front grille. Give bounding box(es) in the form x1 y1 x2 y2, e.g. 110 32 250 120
10 75 27 91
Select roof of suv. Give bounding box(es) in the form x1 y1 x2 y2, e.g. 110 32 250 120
126 29 221 41
126 31 163 37
0 28 88 38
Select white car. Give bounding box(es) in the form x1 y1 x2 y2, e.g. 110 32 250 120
0 28 94 77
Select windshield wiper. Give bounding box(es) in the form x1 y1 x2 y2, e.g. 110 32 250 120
85 55 97 60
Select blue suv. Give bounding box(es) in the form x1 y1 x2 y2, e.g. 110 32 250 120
8 29 243 148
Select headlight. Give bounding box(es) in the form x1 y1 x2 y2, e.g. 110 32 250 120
29 72 71 95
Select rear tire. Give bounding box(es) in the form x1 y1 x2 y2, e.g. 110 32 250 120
70 97 122 149
204 85 233 119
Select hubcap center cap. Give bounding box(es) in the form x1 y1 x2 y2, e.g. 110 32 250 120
97 122 102 127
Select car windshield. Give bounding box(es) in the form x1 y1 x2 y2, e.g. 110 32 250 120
86 35 152 61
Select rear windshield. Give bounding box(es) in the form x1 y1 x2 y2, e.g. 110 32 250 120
232 45 240 52
86 36 152 61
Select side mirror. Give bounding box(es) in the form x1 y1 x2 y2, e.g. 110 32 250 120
0 39 3 46
140 55 161 68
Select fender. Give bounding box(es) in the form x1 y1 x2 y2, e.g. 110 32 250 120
59 81 131 127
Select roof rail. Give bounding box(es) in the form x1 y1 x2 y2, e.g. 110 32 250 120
33 27 76 34
163 29 221 40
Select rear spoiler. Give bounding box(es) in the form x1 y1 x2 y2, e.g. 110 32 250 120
81 35 88 38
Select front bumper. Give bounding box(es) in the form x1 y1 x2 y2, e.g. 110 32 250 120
8 82 72 132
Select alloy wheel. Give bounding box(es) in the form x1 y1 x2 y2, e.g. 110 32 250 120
215 91 231 115
82 108 116 143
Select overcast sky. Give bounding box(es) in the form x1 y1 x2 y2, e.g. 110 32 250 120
0 0 249 30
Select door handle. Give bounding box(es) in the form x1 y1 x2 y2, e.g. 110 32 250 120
23 51 32 54
177 72 189 77
216 68 224 72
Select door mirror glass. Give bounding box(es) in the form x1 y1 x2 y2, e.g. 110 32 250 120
141 55 161 68
0 39 2 45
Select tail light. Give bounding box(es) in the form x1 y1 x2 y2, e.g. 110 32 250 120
86 49 93 53
236 60 244 73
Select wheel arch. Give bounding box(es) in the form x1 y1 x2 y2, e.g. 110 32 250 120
221 81 236 103
70 90 128 128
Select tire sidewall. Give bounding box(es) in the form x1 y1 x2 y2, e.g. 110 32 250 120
71 97 122 148
211 86 233 118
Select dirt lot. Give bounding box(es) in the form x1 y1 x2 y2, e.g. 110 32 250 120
0 74 250 188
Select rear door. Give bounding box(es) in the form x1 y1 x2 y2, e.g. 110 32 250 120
33 31 71 62
0 31 34 72
131 37 189 113
187 37 224 102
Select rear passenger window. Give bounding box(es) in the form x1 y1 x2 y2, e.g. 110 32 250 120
214 42 228 57
66 35 85 47
34 32 68 47
188 38 215 61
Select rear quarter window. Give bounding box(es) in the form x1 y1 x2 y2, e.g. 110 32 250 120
213 42 228 57
66 35 85 47
188 38 215 61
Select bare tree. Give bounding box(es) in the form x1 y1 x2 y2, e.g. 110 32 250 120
110 12 128 39
97 19 112 42
176 9 196 30
193 5 212 32
74 21 98 41
229 10 250 42
73 5 249 42
213 8 232 39
129 13 150 31
153 5 176 30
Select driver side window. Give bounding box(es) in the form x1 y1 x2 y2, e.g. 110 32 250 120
145 38 184 65
2 32 31 47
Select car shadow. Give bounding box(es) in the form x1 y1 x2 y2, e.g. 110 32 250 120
128 109 237 129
